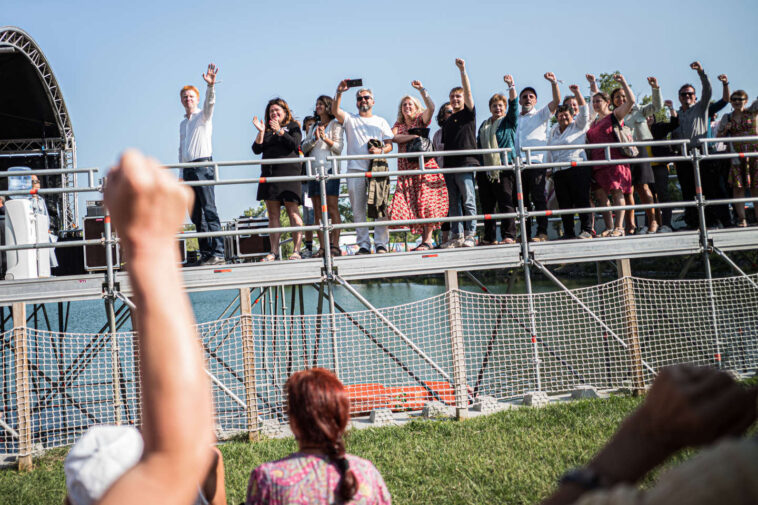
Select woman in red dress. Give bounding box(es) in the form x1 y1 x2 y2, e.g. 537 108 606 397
586 74 636 237
390 81 449 250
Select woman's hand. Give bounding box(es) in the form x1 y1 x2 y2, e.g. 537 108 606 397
647 76 659 89
585 73 596 84
544 72 557 84
269 119 281 134
612 73 627 84
717 74 728 84
411 80 424 90
316 125 325 140
503 74 514 87
569 84 580 94
252 116 265 132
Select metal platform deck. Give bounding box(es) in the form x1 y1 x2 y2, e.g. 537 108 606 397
1 227 757 305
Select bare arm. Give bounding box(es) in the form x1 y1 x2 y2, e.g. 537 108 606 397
456 58 474 110
542 365 757 505
100 150 214 505
717 74 730 104
612 74 635 120
545 72 561 113
411 80 435 126
332 80 349 124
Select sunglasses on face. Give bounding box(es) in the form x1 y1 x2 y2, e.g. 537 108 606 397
357 96 372 102
731 97 747 102
680 92 695 97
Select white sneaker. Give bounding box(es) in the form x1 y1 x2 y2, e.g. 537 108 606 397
657 225 673 233
440 237 464 249
462 236 476 247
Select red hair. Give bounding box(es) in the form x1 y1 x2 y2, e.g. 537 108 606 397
286 368 357 501
180 85 199 98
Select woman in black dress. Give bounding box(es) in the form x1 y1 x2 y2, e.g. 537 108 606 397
252 98 304 261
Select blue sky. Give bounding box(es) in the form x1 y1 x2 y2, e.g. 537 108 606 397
4 0 757 222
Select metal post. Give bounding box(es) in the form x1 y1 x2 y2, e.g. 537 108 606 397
444 270 468 419
13 302 33 471
616 259 645 393
239 288 259 441
102 210 123 425
692 148 722 368
514 158 541 391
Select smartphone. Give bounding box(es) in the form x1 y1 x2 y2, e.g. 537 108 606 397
345 79 363 88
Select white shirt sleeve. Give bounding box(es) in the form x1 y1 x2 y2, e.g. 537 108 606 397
202 85 215 122
380 118 393 141
536 103 554 124
575 104 590 131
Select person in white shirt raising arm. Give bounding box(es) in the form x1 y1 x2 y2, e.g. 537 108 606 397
515 73 561 242
547 84 592 240
179 63 225 266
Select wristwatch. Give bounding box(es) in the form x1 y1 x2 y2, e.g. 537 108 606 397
559 467 609 490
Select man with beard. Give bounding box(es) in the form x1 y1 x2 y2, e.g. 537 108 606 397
333 83 393 254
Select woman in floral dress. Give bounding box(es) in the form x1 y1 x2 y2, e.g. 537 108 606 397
389 81 448 251
718 90 758 226
246 368 391 505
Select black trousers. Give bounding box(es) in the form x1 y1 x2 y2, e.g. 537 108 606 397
651 165 673 229
183 159 224 258
674 161 699 228
552 167 592 237
522 167 548 237
701 159 732 227
476 171 516 242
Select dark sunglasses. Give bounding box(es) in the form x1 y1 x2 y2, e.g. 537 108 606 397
357 95 372 101
731 97 747 102
680 92 695 97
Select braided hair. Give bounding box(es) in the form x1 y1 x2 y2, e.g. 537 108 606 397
286 368 358 502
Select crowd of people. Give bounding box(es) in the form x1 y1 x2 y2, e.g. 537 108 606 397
178 61 757 261
62 152 757 505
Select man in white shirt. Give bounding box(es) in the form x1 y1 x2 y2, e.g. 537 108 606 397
547 84 592 239
332 82 393 254
179 63 224 266
514 73 561 241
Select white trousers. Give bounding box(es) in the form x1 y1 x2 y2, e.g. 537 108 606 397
346 169 389 250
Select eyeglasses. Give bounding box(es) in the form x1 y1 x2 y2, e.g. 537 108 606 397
357 95 372 101
680 92 696 97
731 97 747 102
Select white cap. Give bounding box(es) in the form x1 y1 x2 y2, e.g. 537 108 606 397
64 425 143 505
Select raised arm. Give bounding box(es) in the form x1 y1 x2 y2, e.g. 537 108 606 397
252 116 266 152
545 72 561 113
503 74 519 129
586 74 599 97
639 77 663 118
412 80 436 125
101 150 214 505
570 85 589 130
717 74 730 104
691 61 712 111
201 63 218 121
456 58 474 110
612 74 635 120
332 80 349 124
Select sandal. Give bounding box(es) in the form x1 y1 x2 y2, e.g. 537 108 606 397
478 239 496 246
288 251 302 260
500 238 516 244
738 219 748 228
610 227 625 237
314 248 325 258
260 253 278 262
411 242 434 251
330 246 342 257
600 229 613 237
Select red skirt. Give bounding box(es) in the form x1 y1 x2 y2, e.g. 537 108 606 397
389 157 449 234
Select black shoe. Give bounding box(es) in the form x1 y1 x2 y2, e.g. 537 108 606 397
375 246 388 254
356 247 371 255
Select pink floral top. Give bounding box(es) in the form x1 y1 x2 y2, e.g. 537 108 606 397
246 452 392 505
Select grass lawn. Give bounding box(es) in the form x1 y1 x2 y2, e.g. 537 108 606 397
0 394 695 505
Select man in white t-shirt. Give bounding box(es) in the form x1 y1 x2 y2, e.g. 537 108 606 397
333 82 393 254
514 73 561 241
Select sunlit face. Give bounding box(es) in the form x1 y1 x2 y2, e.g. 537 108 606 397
315 100 326 116
489 100 506 119
557 110 573 129
180 89 199 111
449 91 464 112
679 86 696 108
268 104 285 123
356 93 374 112
592 95 610 114
519 91 537 112
612 90 627 108
565 98 579 117
401 98 418 120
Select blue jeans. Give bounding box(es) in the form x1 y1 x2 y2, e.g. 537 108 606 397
444 172 476 237
183 162 224 259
